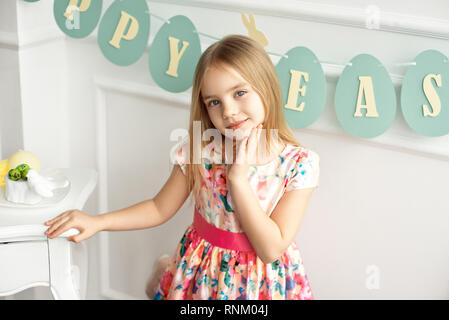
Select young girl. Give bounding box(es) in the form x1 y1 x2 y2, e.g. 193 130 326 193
44 34 319 300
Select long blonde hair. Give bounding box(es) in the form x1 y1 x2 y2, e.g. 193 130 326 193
184 34 301 205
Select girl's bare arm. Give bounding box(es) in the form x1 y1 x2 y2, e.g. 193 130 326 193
45 164 190 242
228 176 315 264
99 164 191 231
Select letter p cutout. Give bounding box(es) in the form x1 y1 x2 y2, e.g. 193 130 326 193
109 11 139 49
64 0 91 21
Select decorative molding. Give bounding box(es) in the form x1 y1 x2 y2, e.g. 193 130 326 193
3 0 449 49
0 225 80 243
19 26 63 49
0 282 50 297
94 75 190 108
0 31 19 50
94 76 187 300
148 0 449 40
0 27 63 50
299 127 449 162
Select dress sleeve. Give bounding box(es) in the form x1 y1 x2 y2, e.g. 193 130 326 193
285 149 320 191
170 138 189 176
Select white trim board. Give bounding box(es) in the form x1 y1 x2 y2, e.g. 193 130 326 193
93 77 190 300
148 0 449 40
3 1 449 49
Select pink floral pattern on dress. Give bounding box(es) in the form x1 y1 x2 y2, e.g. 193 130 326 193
159 139 320 300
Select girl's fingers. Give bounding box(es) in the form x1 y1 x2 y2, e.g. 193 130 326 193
247 125 257 144
45 211 70 225
46 216 70 236
235 136 248 164
247 126 259 164
68 233 82 243
68 229 90 243
257 124 262 139
257 125 262 162
47 220 73 239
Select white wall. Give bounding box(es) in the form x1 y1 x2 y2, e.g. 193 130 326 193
0 0 22 159
1 0 448 299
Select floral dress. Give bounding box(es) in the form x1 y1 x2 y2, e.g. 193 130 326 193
154 138 320 300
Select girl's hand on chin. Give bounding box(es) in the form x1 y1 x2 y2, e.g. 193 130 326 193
227 123 262 183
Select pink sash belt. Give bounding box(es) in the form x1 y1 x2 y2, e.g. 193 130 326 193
193 207 255 252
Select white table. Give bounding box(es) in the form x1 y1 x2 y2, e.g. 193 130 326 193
0 168 98 300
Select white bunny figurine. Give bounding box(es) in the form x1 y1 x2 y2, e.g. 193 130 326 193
26 169 68 198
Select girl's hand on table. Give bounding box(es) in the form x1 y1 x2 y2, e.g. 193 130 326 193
44 209 101 243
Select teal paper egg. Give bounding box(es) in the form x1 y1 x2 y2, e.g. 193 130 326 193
53 0 102 38
97 0 149 66
401 50 449 137
148 15 201 93
276 47 326 129
335 54 396 139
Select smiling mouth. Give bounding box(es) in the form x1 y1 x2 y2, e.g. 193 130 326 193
226 119 248 130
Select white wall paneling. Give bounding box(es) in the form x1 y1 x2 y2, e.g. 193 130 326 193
94 76 193 300
0 1 23 160
2 0 448 299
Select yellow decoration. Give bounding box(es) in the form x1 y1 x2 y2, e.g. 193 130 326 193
241 12 268 47
284 69 309 112
165 36 190 78
422 73 442 117
7 150 41 172
109 11 139 49
0 159 8 186
64 0 92 21
354 76 379 118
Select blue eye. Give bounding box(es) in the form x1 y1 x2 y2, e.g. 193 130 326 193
208 100 219 107
207 90 246 107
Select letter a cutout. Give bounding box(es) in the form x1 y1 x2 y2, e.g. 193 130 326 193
354 76 379 118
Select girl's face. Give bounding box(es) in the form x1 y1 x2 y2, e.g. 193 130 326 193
201 64 265 142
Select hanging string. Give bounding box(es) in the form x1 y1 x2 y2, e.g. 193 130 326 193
317 59 353 67
266 51 288 58
144 9 424 68
391 62 416 66
193 30 221 41
146 11 170 24
145 9 288 58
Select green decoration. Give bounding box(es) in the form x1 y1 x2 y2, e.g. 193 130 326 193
401 50 449 137
335 54 397 139
53 0 102 38
148 15 201 93
97 0 149 66
276 46 326 129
